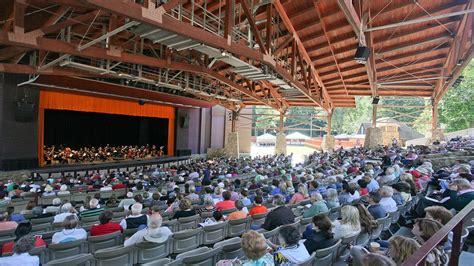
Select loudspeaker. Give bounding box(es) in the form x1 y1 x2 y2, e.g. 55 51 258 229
176 149 192 156
138 99 146 105
372 96 380 105
15 102 35 122
355 45 370 64
180 115 189 128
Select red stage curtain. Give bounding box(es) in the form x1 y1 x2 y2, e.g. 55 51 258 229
38 90 175 165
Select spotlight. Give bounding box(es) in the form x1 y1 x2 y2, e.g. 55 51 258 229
138 99 145 105
372 96 380 105
221 51 227 57
355 45 370 65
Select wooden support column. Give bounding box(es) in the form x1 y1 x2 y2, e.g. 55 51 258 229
372 104 377 128
224 0 234 43
279 112 284 132
327 112 332 135
431 101 438 130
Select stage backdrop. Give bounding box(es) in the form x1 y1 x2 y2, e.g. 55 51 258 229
38 90 175 165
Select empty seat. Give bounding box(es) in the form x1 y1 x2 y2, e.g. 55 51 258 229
371 215 390 240
139 258 182 266
30 216 54 225
176 246 222 266
0 228 16 241
123 227 139 238
213 237 243 260
136 236 172 263
48 238 86 260
100 191 114 200
177 214 200 231
250 212 268 227
31 223 51 234
200 212 214 220
45 253 94 266
172 227 202 254
336 233 359 261
29 245 48 265
80 215 100 225
227 216 250 237
314 239 341 265
87 231 121 253
261 226 280 244
355 228 370 246
162 219 178 232
201 221 228 245
94 245 136 266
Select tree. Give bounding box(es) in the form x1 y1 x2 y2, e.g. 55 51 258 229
332 97 372 134
438 61 474 132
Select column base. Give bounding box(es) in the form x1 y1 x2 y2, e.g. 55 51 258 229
275 132 287 155
426 129 445 145
225 132 239 158
321 135 335 151
364 127 383 148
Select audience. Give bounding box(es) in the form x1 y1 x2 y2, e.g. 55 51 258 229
1 222 46 255
266 225 310 265
120 203 148 230
303 192 328 218
124 213 172 247
249 196 268 216
379 186 398 213
240 230 274 265
215 191 236 211
52 215 87 244
172 198 196 219
303 214 338 254
0 212 17 232
367 192 387 219
228 200 247 220
79 199 104 219
90 210 123 236
332 205 361 240
0 235 39 265
262 195 295 231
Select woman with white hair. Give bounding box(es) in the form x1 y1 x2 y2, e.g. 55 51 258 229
53 203 77 223
379 186 397 213
0 235 39 265
52 215 87 244
332 205 361 240
325 188 340 209
124 213 172 247
57 184 70 196
120 203 148 230
303 193 329 218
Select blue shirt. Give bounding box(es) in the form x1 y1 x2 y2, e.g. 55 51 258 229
367 179 380 193
368 204 386 219
10 213 25 222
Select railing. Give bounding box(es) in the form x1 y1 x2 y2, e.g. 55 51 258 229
402 200 474 266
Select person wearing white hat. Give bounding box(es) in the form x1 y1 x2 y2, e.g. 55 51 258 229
118 192 136 210
124 213 171 247
57 185 70 196
45 198 62 214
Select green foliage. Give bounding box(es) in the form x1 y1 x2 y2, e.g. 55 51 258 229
332 97 372 134
438 61 474 131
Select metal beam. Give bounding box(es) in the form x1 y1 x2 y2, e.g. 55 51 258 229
78 21 139 51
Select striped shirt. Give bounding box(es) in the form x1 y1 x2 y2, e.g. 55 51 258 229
79 207 104 219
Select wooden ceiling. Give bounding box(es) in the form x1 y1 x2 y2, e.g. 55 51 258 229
0 0 472 112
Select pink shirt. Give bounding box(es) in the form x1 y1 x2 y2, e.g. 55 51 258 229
290 193 308 204
0 221 18 231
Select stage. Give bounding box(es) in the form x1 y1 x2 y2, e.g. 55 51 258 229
34 155 196 177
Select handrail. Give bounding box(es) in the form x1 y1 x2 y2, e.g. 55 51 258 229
402 200 474 266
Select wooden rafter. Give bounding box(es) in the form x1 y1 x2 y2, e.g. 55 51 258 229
240 0 267 54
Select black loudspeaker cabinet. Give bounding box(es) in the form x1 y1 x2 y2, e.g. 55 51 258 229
180 115 189 128
15 102 35 122
176 149 192 156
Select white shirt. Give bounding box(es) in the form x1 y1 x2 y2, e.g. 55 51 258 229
332 220 361 240
380 197 398 213
124 227 172 247
0 253 39 266
52 228 87 244
100 186 113 192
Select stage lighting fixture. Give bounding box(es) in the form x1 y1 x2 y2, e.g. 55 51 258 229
372 96 380 105
355 45 370 65
138 99 146 105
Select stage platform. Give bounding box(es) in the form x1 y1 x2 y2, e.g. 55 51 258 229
34 156 196 177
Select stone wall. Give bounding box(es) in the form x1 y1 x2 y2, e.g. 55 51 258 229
321 135 335 151
275 133 287 155
364 127 383 148
224 132 239 158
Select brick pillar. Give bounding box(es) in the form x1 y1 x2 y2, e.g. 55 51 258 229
225 132 239 158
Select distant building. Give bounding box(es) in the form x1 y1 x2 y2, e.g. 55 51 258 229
357 118 423 146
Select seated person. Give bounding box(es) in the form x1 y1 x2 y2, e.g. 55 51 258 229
262 195 295 231
196 197 216 215
0 236 39 265
443 178 474 212
53 203 77 224
79 199 104 219
52 215 87 243
215 191 235 211
90 210 123 236
124 213 172 247
172 198 196 219
228 200 247 220
303 192 328 218
379 186 397 213
332 205 361 240
412 218 449 265
0 212 17 232
2 222 46 255
367 192 387 219
249 196 268 216
120 203 148 230
239 230 274 265
267 225 310 265
303 214 338 254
